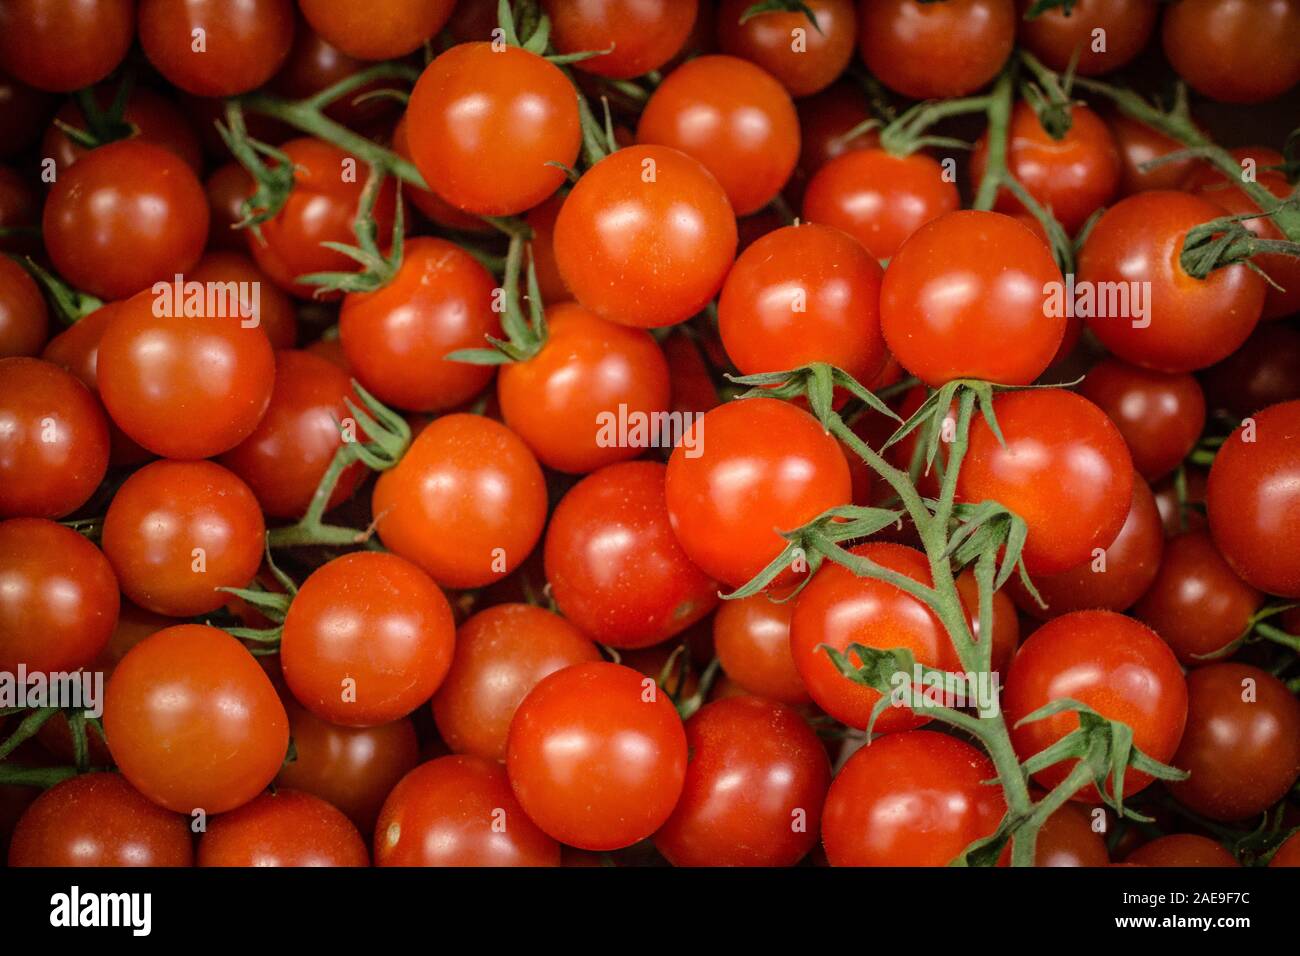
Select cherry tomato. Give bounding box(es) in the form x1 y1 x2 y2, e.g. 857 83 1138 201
0 0 134 93
953 567 1021 677
42 85 203 175
554 144 738 328
373 413 548 589
1126 834 1238 867
822 729 1007 866
198 789 368 867
506 661 688 850
522 191 573 304
1206 400 1300 597
1107 111 1200 196
105 624 289 814
391 115 494 234
858 0 1014 99
1002 610 1187 800
655 697 830 867
498 303 671 473
1201 324 1300 419
716 0 855 97
0 357 109 519
205 161 256 252
1016 0 1157 76
880 211 1064 387
188 250 298 349
0 164 41 255
102 459 265 617
713 593 810 704
1153 466 1208 538
298 0 454 60
1161 0 1300 104
376 755 560 866
138 0 296 97
7 773 192 867
542 0 698 79
1033 801 1110 867
665 397 851 588
1271 832 1300 868
406 43 579 217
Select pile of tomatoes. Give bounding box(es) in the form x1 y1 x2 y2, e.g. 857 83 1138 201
2 0 1300 871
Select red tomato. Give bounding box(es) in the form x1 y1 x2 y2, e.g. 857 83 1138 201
198 789 368 867
376 755 560 866
857 0 1014 99
1002 610 1187 801
1107 111 1200 196
1016 0 1158 76
953 567 1021 676
554 144 738 328
713 593 810 704
506 661 688 850
1033 801 1110 867
205 161 255 252
1161 0 1300 103
105 624 289 814
1271 832 1300 868
102 459 265 617
0 165 41 255
0 0 135 93
716 0 855 97
373 413 548 590
523 191 573 304
1153 466 1208 538
665 397 852 588
880 211 1064 387
0 357 109 519
390 115 493 233
1126 834 1238 867
1201 324 1300 418
498 304 672 473
822 730 1007 866
298 0 454 60
542 0 698 79
42 86 203 175
138 0 296 97
1207 400 1300 597
956 389 1134 575
188 251 297 350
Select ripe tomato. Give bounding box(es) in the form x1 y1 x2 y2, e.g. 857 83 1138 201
1034 801 1110 867
1126 834 1238 867
188 250 297 349
138 0 295 97
7 773 192 868
1076 191 1265 372
105 624 289 814
498 304 671 473
1153 466 1208 538
96 290 275 460
376 755 560 866
406 43 579 217
1002 610 1187 800
858 0 1014 99
102 459 265 617
544 461 719 648
390 116 493 233
655 697 831 867
506 661 688 850
1201 324 1300 418
198 789 368 867
969 101 1120 235
0 357 109 519
957 389 1134 575
554 144 738 328
880 211 1064 387
1016 0 1158 76
0 165 41 255
542 0 698 80
802 149 958 261
1107 111 1201 196
717 223 885 383
298 0 454 60
432 603 602 761
0 0 134 93
665 397 851 588
1161 0 1300 104
205 162 255 252
0 518 119 673
42 86 203 175
1271 832 1300 868
954 567 1021 676
713 593 810 704
523 191 573 304
1206 400 1300 597
822 730 1007 866
716 0 855 97
373 413 548 590
42 140 208 302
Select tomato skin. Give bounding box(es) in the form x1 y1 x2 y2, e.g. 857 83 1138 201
544 462 719 648
554 145 738 329
138 0 296 97
713 594 810 704
1033 801 1109 867
822 730 1007 866
298 0 454 60
432 604 602 761
7 773 192 868
1016 0 1157 76
0 165 41 256
1201 325 1300 419
1107 112 1200 196
390 115 493 234
718 223 886 384
373 414 548 590
1003 610 1187 800
377 755 560 866
189 251 297 350
791 542 959 732
281 552 456 728
0 518 119 673
542 0 698 79
42 86 203 175
498 304 672 474
1126 834 1238 868
97 291 275 460
953 567 1020 677
406 43 579 217
1162 0 1300 104
716 0 855 97
858 0 1014 99
1271 832 1300 867
205 162 255 252
506 661 688 851
1207 400 1300 597
198 789 368 867
0 0 134 93
969 101 1120 236
1076 191 1265 372
655 697 831 867
43 141 209 302
665 397 852 588
340 237 501 414
880 211 1064 387
0 357 110 519
102 460 265 617
105 624 289 814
